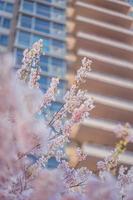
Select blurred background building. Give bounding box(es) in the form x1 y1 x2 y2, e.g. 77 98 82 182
0 0 133 171
0 0 67 114
67 0 133 171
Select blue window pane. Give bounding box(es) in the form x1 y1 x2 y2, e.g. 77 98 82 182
127 0 133 5
5 3 13 13
39 76 50 88
21 15 32 28
40 55 49 72
0 16 2 25
0 35 8 46
46 157 59 169
51 58 67 77
40 55 48 64
58 80 66 89
54 0 66 6
52 39 65 48
35 18 50 33
51 58 65 66
0 2 4 10
53 23 65 31
16 49 23 64
45 0 52 2
129 12 133 17
40 87 47 94
53 7 64 16
44 38 50 52
36 3 51 17
3 18 11 28
18 31 30 46
50 102 62 112
31 34 42 44
23 0 34 12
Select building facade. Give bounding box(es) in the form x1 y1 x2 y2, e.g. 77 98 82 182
67 0 133 171
0 0 67 114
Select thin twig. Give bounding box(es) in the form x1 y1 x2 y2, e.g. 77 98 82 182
48 104 64 126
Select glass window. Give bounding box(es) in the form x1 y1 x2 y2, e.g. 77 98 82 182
20 15 32 28
54 0 66 6
129 11 133 17
0 34 9 46
36 3 51 17
45 0 52 2
3 18 11 28
0 16 2 25
35 18 50 33
58 80 66 89
40 55 49 72
50 102 62 112
51 58 66 77
18 31 31 46
23 0 34 12
44 38 50 52
0 2 4 10
53 22 65 31
57 80 67 98
51 58 65 67
52 39 65 48
127 0 133 5
39 76 50 88
40 55 49 64
47 157 59 169
40 88 47 94
16 49 23 64
5 3 13 13
53 7 64 16
31 34 42 44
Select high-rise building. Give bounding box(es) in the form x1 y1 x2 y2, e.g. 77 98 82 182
0 0 67 114
67 0 133 171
